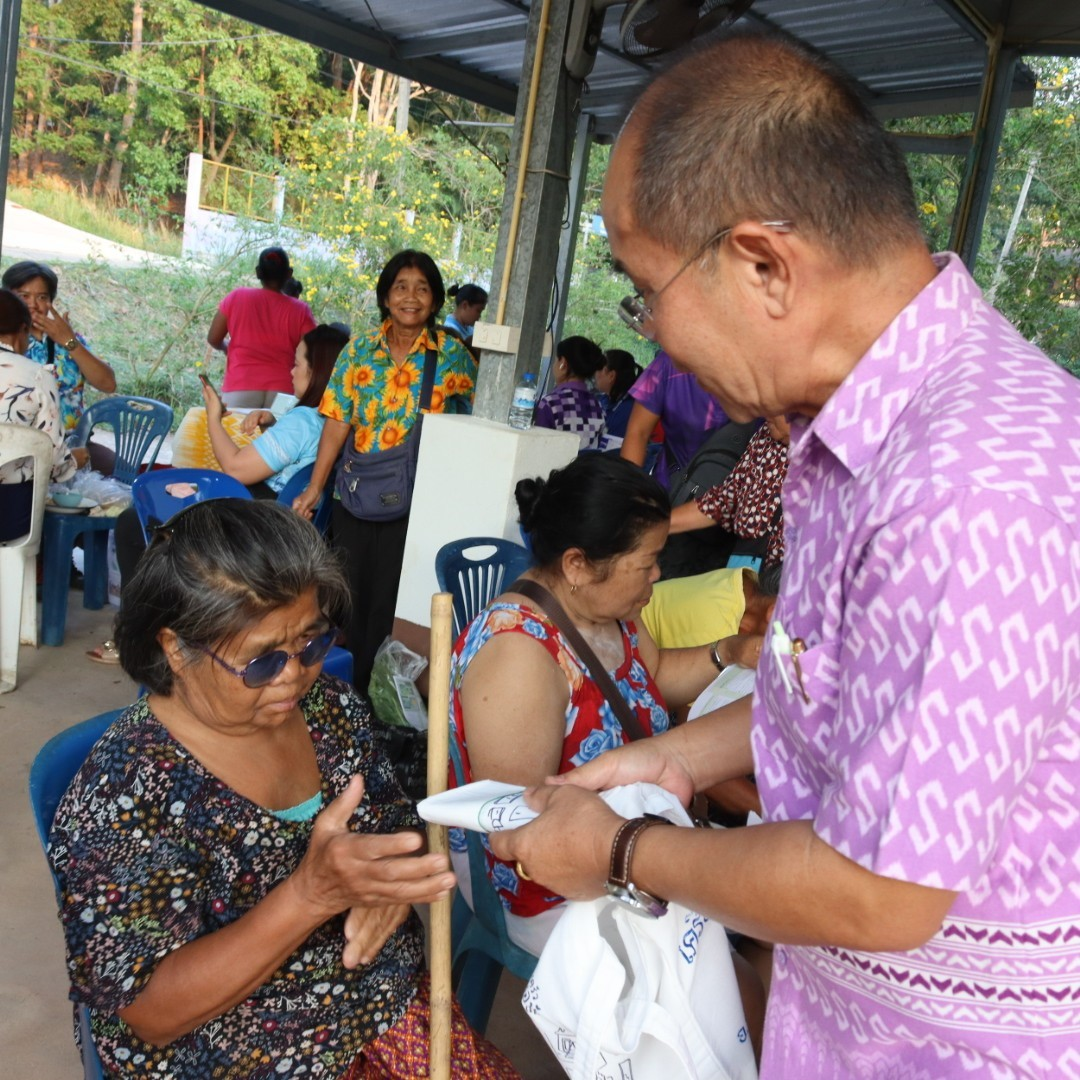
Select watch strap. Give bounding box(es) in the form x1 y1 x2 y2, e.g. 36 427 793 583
608 813 669 889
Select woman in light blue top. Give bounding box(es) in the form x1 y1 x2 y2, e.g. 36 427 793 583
202 324 349 495
443 283 488 344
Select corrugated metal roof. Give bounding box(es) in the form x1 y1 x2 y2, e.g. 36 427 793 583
201 0 1080 136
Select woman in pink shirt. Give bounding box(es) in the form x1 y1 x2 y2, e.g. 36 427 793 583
207 246 316 408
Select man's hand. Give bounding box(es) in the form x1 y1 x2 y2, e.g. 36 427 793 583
488 785 624 900
549 730 698 805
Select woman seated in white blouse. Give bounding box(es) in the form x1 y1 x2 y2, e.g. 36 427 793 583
0 288 85 542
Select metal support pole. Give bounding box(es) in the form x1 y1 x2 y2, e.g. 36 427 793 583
952 29 1020 270
550 110 595 348
0 0 25 257
472 0 582 421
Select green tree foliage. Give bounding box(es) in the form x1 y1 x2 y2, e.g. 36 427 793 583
563 143 660 365
892 58 1079 374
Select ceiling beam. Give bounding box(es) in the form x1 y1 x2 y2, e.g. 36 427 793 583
196 0 518 115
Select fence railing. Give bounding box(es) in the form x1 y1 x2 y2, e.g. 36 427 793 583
199 162 279 222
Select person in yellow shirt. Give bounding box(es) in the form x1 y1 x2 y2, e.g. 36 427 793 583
639 563 780 652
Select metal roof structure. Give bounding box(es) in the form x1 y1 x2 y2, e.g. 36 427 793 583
198 0 1080 138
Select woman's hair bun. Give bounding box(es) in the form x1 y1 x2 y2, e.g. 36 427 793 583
514 476 546 532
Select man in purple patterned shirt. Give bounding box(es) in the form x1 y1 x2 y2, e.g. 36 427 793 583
492 27 1080 1079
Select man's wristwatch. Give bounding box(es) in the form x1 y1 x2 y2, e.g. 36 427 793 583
604 813 671 918
63 337 79 352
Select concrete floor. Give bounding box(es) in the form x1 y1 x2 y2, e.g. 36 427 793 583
1 596 562 1078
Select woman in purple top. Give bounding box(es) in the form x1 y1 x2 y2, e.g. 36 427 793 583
619 349 728 485
533 335 606 450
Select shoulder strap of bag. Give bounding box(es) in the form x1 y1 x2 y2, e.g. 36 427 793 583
419 345 437 412
509 577 648 742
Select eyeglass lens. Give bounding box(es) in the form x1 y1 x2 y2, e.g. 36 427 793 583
242 631 336 688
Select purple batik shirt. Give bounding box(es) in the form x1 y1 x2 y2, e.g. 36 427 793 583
753 254 1080 1078
629 350 728 484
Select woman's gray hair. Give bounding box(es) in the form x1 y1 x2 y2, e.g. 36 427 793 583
115 499 349 695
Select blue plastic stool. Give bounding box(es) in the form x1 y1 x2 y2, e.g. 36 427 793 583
41 511 119 646
130 468 252 541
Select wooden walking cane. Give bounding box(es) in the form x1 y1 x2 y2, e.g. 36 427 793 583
427 593 454 1080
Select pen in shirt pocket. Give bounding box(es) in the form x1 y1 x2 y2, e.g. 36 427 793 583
771 618 810 704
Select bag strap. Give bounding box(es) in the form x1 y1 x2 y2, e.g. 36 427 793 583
509 577 648 742
418 345 437 412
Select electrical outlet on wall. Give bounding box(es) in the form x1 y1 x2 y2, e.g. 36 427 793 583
472 322 521 353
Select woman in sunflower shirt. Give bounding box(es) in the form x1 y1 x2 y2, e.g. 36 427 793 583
294 251 476 689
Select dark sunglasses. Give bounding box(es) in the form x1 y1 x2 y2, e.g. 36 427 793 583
189 629 337 689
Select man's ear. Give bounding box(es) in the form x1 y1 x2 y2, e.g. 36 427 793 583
726 223 796 317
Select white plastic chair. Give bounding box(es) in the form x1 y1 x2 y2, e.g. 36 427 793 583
0 424 55 693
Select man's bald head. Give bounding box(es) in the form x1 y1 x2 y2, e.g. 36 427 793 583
624 30 926 267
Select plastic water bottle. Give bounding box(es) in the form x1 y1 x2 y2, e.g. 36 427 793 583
507 372 537 430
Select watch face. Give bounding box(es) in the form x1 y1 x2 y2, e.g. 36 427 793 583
604 881 668 918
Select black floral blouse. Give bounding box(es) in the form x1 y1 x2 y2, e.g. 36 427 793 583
48 676 425 1079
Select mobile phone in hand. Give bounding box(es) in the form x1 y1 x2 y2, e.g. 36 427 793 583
198 375 227 416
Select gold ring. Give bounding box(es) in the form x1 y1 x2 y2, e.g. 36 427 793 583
515 860 532 881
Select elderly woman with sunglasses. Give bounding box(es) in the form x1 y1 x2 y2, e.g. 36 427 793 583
47 499 519 1080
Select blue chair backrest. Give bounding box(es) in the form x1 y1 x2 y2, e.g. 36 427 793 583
30 711 122 872
72 397 173 485
448 734 537 980
276 461 334 535
30 710 123 1080
435 537 532 638
130 468 252 541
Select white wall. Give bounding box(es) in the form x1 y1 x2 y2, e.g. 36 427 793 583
396 413 578 628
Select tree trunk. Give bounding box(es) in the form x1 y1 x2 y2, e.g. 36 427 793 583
197 46 206 155
17 25 39 179
105 0 144 203
93 131 112 195
331 52 344 91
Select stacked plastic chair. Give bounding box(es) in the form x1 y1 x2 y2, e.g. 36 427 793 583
0 424 54 691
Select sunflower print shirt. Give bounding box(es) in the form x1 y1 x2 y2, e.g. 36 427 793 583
319 321 476 453
48 676 425 1079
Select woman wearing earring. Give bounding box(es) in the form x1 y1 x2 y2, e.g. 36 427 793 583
448 455 750 954
533 336 607 450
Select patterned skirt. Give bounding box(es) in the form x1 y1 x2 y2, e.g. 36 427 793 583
341 975 520 1079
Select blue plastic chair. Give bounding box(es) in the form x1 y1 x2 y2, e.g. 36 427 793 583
130 468 252 541
276 462 334 535
29 709 123 1080
71 396 173 485
129 471 354 684
435 537 532 639
448 735 538 1033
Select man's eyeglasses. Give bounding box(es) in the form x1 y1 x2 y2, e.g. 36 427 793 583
618 220 794 339
189 629 337 689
